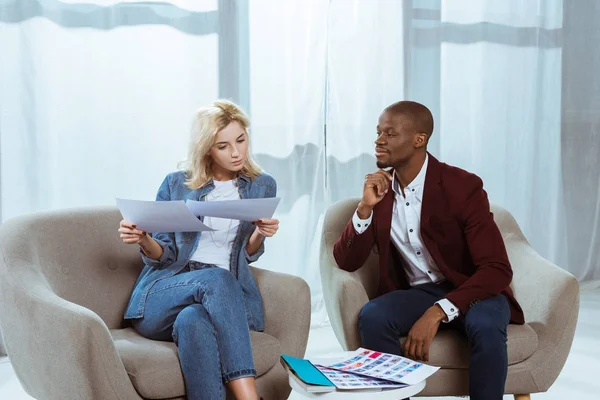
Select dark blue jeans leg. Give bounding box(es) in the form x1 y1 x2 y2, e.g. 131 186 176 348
358 283 510 399
131 267 255 400
358 282 451 355
458 294 511 400
358 283 451 400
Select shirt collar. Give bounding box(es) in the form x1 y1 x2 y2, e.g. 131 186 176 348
391 154 429 201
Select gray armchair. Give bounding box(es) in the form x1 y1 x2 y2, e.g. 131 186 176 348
0 206 311 400
320 199 579 399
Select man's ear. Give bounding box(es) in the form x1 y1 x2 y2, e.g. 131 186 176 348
414 133 428 149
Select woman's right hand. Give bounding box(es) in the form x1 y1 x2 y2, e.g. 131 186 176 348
118 220 148 245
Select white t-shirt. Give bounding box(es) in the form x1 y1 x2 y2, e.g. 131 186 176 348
190 180 240 270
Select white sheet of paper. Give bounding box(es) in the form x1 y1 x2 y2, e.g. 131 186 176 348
116 198 214 233
185 197 281 221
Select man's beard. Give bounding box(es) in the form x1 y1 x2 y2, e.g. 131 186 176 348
376 160 391 169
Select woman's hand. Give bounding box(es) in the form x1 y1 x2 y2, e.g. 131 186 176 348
118 220 163 260
252 218 279 237
118 220 149 245
246 218 279 257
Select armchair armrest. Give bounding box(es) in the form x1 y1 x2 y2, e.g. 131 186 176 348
321 262 369 351
320 198 372 351
0 260 141 400
505 235 579 391
251 267 311 358
509 239 579 326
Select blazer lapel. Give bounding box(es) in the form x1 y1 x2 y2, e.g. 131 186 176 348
421 154 450 271
373 178 396 292
421 153 444 227
376 178 395 252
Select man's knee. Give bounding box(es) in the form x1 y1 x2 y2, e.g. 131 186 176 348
359 300 392 336
465 313 507 351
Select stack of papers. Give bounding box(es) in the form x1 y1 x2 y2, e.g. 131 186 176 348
115 197 281 233
281 348 439 393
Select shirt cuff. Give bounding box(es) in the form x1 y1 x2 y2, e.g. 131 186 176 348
243 237 264 263
352 209 373 234
139 238 169 267
435 299 460 323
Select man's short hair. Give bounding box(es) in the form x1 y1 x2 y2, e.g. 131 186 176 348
384 101 434 137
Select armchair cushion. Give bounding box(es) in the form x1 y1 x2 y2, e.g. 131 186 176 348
112 328 281 399
411 324 537 369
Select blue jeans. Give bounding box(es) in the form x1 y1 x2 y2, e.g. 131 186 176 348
131 262 256 400
359 282 510 400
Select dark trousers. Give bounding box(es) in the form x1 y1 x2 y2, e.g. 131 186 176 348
358 282 510 400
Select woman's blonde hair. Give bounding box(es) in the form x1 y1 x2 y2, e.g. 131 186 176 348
181 99 262 190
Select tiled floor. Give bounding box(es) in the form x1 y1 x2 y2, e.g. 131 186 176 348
2 289 600 399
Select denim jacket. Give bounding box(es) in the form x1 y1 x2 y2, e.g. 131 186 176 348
124 170 277 332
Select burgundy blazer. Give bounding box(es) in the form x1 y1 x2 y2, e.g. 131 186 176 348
333 154 524 324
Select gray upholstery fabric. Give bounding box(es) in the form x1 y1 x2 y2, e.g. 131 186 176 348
400 324 537 369
0 206 311 400
113 328 281 399
320 199 580 396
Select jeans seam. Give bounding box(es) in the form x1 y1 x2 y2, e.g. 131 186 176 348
202 280 255 384
198 287 225 399
148 265 220 295
148 280 202 295
171 302 224 399
211 310 224 399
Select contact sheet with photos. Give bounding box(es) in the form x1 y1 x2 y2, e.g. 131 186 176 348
315 365 406 390
314 348 440 386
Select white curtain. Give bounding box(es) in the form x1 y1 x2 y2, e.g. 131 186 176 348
0 0 222 218
560 0 600 285
325 0 407 204
0 0 334 329
245 0 330 325
1 1 600 358
438 0 566 270
405 0 600 283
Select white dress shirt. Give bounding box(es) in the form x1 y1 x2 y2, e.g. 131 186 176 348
353 155 459 322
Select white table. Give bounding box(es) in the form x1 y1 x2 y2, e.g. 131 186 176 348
289 377 425 399
288 351 426 399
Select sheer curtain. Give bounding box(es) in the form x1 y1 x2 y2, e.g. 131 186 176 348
438 0 565 270
325 0 407 204
1 1 599 357
0 0 222 219
245 0 330 324
0 0 334 331
406 0 600 283
561 0 600 284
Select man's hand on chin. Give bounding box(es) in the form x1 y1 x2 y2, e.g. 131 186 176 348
403 304 447 362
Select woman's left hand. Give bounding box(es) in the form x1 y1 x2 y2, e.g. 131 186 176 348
253 218 279 237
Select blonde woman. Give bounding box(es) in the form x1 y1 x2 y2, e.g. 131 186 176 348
119 100 278 400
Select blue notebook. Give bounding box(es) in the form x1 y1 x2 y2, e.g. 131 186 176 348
280 355 335 387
